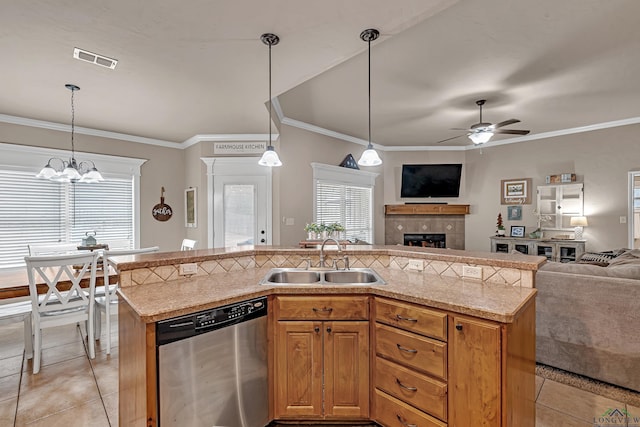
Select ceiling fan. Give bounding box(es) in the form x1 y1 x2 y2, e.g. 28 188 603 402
437 99 530 145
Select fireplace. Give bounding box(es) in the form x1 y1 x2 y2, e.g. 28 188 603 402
404 233 446 248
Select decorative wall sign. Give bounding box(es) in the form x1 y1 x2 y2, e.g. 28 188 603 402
152 186 173 221
213 141 267 155
500 178 532 205
185 187 197 228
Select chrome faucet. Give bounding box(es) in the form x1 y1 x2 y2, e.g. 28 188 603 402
319 238 342 268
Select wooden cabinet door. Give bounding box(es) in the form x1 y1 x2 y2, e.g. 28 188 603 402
274 321 323 418
323 321 369 419
448 315 501 427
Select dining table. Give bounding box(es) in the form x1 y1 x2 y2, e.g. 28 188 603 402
0 265 114 300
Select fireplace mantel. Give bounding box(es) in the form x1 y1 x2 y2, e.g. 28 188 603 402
385 204 470 215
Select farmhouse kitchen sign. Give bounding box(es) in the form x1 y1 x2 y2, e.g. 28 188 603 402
152 187 173 221
213 141 267 155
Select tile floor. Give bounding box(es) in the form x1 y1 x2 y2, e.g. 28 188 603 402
0 320 638 427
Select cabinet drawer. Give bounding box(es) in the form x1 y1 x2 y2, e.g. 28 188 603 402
375 323 447 380
275 296 369 320
375 357 447 422
375 298 447 341
374 389 446 427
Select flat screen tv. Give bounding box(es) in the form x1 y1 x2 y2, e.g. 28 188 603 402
400 164 463 198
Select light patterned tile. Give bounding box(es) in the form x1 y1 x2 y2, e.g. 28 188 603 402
0 396 17 426
0 372 20 402
91 347 119 396
23 397 110 427
537 379 625 424
535 375 544 400
536 403 592 427
429 260 450 275
497 268 522 286
153 265 177 281
17 357 101 424
199 260 218 274
103 391 119 427
254 255 270 267
521 271 534 288
119 271 132 287
440 266 460 278
449 263 464 277
236 256 255 269
131 268 152 285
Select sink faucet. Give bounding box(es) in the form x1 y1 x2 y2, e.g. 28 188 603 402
319 238 342 268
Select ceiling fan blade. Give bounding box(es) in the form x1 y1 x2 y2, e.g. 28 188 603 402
493 129 530 135
493 119 520 128
436 134 466 143
450 127 472 131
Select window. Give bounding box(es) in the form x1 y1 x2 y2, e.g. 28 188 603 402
0 143 146 269
312 163 378 244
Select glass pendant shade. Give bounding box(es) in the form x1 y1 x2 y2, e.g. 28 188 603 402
258 146 282 167
36 163 57 179
469 131 494 144
358 144 382 166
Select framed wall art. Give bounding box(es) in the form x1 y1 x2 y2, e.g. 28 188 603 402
501 178 532 205
507 205 522 221
510 225 525 238
185 187 197 228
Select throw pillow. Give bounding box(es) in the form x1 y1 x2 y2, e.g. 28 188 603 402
576 251 620 265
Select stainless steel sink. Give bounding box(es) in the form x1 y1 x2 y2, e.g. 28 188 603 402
264 270 321 284
260 267 385 286
323 270 379 284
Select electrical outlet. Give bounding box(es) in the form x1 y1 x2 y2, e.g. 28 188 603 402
407 259 424 271
463 265 482 279
179 263 198 275
620 216 627 224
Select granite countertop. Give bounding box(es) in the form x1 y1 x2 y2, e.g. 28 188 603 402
118 266 536 325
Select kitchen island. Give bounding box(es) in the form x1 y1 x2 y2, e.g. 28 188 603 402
115 245 543 427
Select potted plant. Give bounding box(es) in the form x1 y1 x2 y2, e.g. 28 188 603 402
496 213 506 236
304 223 320 240
328 222 345 239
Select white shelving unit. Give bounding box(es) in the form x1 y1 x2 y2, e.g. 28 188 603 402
537 183 584 230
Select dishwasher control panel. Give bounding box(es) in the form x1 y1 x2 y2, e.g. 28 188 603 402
156 296 267 346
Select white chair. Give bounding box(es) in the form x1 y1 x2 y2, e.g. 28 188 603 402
27 243 79 256
0 299 33 359
95 246 160 354
181 239 197 251
25 252 99 374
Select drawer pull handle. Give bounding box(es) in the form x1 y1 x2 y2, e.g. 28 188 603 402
312 307 333 313
396 414 417 427
396 344 418 354
395 378 417 392
395 314 418 323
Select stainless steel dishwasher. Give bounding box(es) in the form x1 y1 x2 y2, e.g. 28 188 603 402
156 296 268 427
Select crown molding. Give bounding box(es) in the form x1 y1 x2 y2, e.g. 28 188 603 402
4 108 640 153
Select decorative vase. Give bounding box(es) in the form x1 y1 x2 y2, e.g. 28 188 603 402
497 229 505 236
307 232 315 240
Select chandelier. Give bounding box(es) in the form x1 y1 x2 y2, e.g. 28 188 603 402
36 84 104 183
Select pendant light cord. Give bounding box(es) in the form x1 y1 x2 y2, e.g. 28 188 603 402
70 87 76 159
268 40 272 148
367 35 372 147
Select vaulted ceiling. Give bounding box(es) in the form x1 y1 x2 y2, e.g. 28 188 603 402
2 0 639 150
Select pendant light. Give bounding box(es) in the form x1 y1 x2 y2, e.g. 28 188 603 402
258 33 282 167
357 28 382 167
36 84 104 183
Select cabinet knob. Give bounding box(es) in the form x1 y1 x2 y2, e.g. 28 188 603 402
314 326 320 333
455 324 463 331
326 327 332 334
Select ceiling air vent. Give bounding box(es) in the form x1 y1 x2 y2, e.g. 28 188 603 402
73 47 118 70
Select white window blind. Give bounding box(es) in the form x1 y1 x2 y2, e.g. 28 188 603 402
316 181 373 243
0 169 133 269
312 162 378 244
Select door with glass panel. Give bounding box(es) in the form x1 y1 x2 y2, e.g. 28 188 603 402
213 175 269 248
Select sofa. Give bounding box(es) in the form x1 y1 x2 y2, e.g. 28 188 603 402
535 248 640 391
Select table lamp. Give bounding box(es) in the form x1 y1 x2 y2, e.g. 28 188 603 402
570 216 588 240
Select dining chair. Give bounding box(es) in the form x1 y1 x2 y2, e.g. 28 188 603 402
27 243 79 256
0 299 33 359
25 251 99 374
181 239 197 251
95 246 160 354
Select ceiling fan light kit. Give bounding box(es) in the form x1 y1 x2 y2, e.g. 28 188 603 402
357 28 382 167
437 99 530 145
